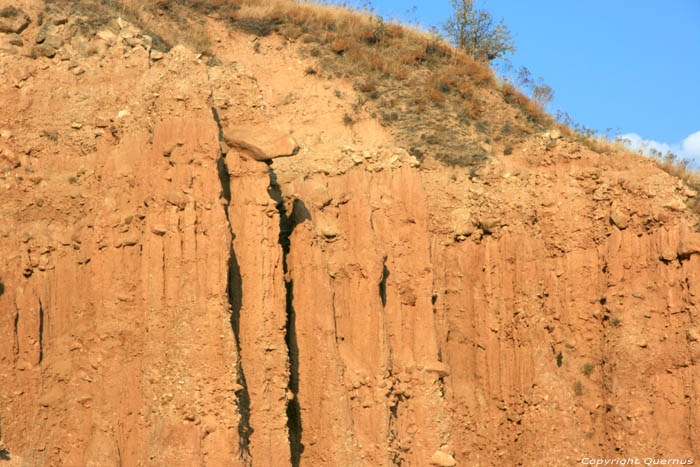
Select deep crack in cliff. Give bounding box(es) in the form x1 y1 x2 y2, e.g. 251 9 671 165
2 7 700 461
38 299 44 365
267 167 304 466
212 107 253 465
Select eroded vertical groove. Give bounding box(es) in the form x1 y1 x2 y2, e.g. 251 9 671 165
331 290 339 345
284 275 303 467
38 299 44 364
227 245 253 463
682 275 697 452
13 303 19 362
379 258 389 308
598 259 614 451
267 168 304 466
212 107 253 465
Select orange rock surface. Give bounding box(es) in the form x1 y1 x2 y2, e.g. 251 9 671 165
0 5 699 467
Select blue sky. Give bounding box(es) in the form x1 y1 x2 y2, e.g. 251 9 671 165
327 0 700 161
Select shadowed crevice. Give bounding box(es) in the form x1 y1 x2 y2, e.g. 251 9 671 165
379 259 390 308
267 167 305 466
212 107 253 465
284 279 303 467
13 307 19 361
38 299 44 365
227 238 253 462
0 413 9 460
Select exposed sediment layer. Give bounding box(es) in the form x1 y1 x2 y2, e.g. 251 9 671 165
1 10 699 466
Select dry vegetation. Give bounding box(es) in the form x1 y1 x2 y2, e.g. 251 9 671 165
654 152 700 212
46 0 700 198
207 0 549 166
48 0 560 166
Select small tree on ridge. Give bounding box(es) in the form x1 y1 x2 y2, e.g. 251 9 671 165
442 0 515 61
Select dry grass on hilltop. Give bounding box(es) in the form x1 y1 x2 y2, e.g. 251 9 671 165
49 0 560 166
45 0 700 205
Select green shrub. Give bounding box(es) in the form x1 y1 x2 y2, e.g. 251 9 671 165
442 0 515 61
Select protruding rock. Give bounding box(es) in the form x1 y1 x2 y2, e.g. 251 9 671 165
94 118 110 128
150 224 167 236
35 23 49 44
307 182 332 210
547 128 562 140
609 209 628 229
452 208 475 236
97 29 117 45
678 234 700 258
687 328 700 342
33 43 56 58
124 36 141 48
116 234 139 248
165 191 187 210
120 27 136 40
425 361 451 377
430 450 456 466
77 251 90 265
478 216 500 233
6 33 22 46
141 34 153 50
660 248 676 262
116 17 131 30
0 148 20 169
317 216 340 240
664 198 686 212
44 34 64 50
0 7 30 34
223 125 299 161
150 49 164 61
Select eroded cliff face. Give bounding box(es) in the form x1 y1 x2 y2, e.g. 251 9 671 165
1 9 700 467
280 165 700 466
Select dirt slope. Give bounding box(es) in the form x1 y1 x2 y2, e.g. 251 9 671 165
1 3 699 466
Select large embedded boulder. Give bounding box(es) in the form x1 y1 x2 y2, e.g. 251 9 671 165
223 124 299 161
